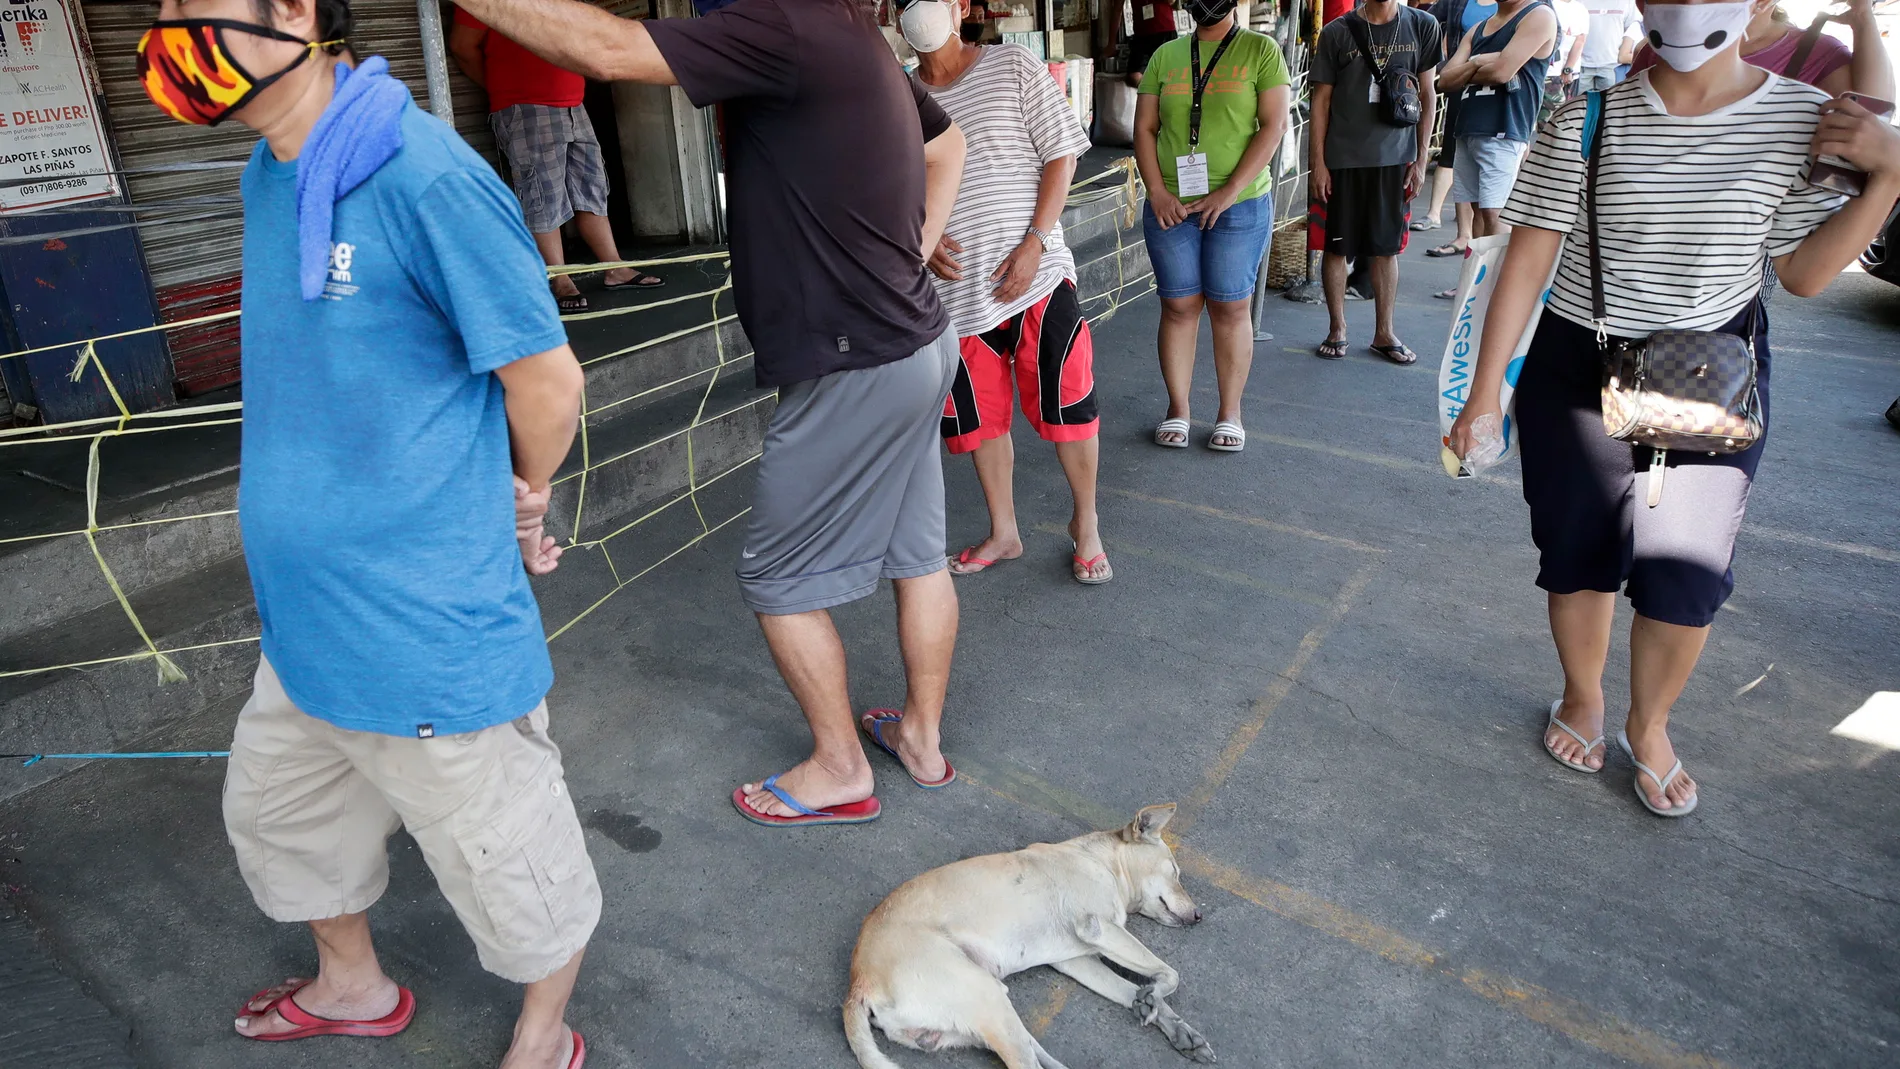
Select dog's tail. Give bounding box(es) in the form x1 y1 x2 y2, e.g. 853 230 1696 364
844 994 904 1069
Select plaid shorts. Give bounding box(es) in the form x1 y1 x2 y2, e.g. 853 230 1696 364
491 103 610 234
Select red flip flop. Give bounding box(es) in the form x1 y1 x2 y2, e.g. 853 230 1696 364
237 978 416 1042
568 1029 587 1068
732 774 882 827
948 546 1004 575
1071 551 1113 585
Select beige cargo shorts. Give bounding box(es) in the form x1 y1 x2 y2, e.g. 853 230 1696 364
223 656 601 984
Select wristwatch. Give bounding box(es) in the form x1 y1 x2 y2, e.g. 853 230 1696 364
1026 225 1051 251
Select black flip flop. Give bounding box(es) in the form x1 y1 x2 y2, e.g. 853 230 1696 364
1316 339 1348 360
556 293 589 313
1424 243 1465 258
602 272 665 290
1371 342 1418 366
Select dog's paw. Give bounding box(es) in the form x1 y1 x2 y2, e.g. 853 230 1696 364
1139 987 1216 1063
1159 1014 1216 1063
1170 1023 1217 1064
1134 984 1163 1027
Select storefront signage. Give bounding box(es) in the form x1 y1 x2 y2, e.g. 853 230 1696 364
0 0 117 214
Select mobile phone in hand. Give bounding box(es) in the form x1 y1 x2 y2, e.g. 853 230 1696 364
1812 92 1897 197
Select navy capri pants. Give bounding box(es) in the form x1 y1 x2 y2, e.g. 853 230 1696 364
1513 305 1768 629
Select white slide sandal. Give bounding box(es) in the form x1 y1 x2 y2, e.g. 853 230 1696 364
1617 730 1699 817
1153 417 1190 448
1542 699 1604 774
1207 421 1246 452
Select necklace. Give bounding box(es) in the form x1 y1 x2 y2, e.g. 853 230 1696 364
1362 9 1400 57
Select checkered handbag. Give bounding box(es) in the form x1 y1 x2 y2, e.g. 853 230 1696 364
1598 330 1764 453
1581 92 1764 505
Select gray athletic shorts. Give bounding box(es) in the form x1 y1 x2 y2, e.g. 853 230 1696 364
738 330 958 615
491 103 610 234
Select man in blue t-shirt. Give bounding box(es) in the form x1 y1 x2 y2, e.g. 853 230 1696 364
138 0 593 1064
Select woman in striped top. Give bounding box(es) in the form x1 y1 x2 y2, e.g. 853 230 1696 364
1446 0 1900 818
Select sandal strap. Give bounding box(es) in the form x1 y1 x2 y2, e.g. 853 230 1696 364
1620 730 1689 796
865 714 900 758
265 989 325 1028
1212 421 1245 437
1547 706 1604 753
760 774 829 818
1156 418 1190 432
1632 756 1683 794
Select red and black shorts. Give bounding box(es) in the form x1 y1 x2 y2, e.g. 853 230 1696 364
941 280 1098 456
1307 164 1413 259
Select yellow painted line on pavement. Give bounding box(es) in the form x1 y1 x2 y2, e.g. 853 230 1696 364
957 757 1740 1069
1024 979 1074 1037
1157 422 1900 566
1170 557 1381 839
1028 523 1335 608
1742 525 1900 565
1184 849 1738 1069
955 523 1738 1068
1770 344 1896 368
1260 395 1439 428
1105 489 1388 557
1179 849 1440 968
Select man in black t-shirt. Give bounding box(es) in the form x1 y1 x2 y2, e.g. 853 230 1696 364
1310 0 1441 365
455 0 971 827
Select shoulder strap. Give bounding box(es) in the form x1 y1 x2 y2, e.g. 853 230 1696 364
1344 14 1389 78
1785 15 1829 80
1490 0 1546 42
1584 90 1606 332
1581 88 1603 160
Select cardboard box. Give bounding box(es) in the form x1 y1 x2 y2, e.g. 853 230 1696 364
1001 30 1047 59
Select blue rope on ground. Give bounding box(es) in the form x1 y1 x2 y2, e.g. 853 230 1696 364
6 751 230 768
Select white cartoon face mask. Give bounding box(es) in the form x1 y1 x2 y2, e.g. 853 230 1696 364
1642 1 1751 72
900 0 957 53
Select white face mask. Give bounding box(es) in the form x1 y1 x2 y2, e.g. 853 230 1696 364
900 0 957 53
1642 1 1752 72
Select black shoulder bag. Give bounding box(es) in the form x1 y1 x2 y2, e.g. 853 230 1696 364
1344 12 1422 127
1584 92 1764 508
1784 14 1830 80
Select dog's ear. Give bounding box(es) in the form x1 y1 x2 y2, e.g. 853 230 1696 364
1121 803 1177 844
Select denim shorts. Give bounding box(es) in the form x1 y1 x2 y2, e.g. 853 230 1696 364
1450 135 1528 210
1142 192 1274 303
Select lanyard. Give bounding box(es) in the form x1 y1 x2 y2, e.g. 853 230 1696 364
1187 24 1240 151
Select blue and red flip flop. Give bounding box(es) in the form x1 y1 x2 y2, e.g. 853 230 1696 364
860 710 957 789
731 774 881 827
236 978 416 1042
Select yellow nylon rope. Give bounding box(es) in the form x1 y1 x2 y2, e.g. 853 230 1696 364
3 172 1155 681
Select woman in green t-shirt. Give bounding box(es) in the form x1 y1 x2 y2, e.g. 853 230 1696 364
1134 0 1291 453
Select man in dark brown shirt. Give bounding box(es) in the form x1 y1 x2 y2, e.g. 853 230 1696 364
454 0 969 829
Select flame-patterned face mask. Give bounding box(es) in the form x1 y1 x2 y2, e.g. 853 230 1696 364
137 20 342 126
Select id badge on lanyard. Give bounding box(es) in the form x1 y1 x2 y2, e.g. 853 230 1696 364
1177 25 1238 200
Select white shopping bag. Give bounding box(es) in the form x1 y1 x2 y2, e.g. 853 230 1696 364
1435 234 1557 477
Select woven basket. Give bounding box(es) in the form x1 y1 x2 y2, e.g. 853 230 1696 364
1265 223 1308 290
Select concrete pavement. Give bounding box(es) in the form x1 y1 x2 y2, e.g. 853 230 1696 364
1 231 1896 1069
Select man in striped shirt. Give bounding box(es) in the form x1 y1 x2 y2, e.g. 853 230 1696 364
906 0 1112 585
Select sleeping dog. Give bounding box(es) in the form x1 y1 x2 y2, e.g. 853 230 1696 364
845 804 1214 1068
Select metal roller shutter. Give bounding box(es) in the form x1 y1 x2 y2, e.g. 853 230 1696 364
79 0 485 393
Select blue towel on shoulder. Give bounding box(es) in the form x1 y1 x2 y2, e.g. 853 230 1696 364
298 57 408 301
